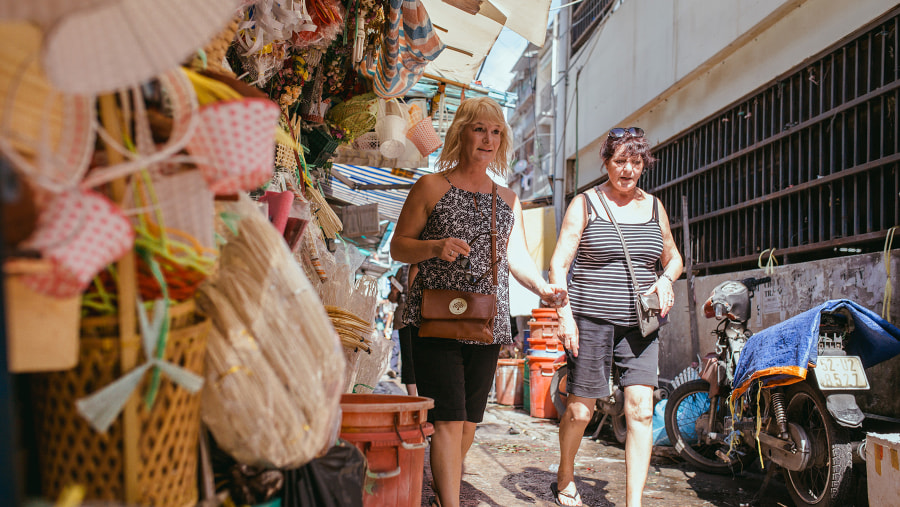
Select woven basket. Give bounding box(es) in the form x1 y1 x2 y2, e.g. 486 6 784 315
275 142 299 172
31 300 210 506
353 132 380 152
327 93 377 141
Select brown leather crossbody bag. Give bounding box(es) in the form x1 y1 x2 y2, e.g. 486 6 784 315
418 183 498 344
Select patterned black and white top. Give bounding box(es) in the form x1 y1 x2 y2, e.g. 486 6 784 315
569 189 664 327
403 178 514 345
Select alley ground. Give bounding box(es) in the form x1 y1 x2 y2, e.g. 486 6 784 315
375 376 800 507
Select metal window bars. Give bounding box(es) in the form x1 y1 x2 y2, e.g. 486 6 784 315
645 9 900 273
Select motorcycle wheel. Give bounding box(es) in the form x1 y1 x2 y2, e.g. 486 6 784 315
611 412 627 444
782 381 854 507
550 364 568 419
549 364 603 433
664 379 734 474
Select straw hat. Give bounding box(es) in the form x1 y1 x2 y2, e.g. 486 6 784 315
0 21 95 192
0 0 241 95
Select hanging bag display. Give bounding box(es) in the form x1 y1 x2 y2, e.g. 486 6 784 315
419 183 498 344
590 188 667 337
357 0 445 99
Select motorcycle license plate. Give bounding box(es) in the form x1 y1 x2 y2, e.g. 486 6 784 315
815 356 869 390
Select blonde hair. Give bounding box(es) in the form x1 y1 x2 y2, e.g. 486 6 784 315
436 96 512 177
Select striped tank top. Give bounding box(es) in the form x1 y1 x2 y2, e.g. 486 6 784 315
569 189 664 327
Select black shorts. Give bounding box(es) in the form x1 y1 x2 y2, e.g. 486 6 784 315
398 326 416 384
566 314 658 399
410 326 501 423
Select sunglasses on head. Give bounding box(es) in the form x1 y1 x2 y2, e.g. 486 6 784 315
608 127 644 139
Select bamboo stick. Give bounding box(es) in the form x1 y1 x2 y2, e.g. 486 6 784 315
99 94 140 504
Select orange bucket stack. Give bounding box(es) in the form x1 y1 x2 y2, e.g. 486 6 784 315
526 308 564 418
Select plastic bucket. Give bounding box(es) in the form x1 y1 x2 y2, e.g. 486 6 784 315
526 336 546 351
531 308 559 321
378 116 408 159
527 336 561 353
528 355 561 419
340 394 433 433
495 359 524 406
523 357 531 413
340 394 435 507
528 320 559 341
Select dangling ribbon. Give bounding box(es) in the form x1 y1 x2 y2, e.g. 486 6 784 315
882 226 899 321
758 248 778 275
75 290 204 433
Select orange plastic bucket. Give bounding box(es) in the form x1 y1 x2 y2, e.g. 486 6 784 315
340 394 435 507
528 336 562 353
526 336 547 350
531 308 559 321
528 356 560 419
495 358 524 406
528 320 559 341
340 394 433 433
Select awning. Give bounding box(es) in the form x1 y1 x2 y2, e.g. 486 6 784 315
422 0 551 85
323 164 424 223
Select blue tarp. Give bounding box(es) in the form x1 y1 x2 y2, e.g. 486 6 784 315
732 300 900 397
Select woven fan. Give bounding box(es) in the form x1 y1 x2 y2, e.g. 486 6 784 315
0 0 241 94
0 21 95 192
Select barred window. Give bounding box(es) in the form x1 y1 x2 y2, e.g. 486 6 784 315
645 10 899 273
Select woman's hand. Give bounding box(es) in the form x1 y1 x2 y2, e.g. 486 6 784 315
558 314 579 357
646 276 675 317
538 283 568 308
435 237 470 262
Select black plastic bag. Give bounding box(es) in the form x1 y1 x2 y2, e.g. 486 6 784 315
283 440 366 507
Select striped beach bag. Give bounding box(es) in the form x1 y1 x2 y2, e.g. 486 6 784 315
358 0 445 99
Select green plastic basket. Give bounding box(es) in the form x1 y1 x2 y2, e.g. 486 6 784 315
304 128 340 167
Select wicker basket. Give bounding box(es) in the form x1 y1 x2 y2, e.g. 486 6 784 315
31 300 210 506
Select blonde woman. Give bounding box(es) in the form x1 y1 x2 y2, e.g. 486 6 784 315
391 97 566 507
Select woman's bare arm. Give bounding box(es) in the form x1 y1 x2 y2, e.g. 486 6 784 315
548 193 588 356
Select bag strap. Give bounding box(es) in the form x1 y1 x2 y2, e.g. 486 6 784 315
491 182 498 287
592 187 641 294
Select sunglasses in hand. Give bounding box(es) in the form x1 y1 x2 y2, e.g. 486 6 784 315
456 254 501 285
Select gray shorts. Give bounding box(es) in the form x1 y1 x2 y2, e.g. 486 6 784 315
566 314 659 399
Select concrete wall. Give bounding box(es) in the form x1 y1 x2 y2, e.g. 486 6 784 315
660 251 900 418
561 0 897 190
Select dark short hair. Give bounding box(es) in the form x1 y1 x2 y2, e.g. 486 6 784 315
600 131 656 168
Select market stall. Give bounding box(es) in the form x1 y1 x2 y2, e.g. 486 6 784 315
0 0 551 505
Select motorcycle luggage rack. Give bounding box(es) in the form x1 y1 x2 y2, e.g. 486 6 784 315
818 332 846 354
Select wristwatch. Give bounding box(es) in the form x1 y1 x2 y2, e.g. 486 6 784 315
661 273 675 283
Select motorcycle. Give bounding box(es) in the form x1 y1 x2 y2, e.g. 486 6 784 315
550 355 628 443
550 356 669 445
664 277 875 506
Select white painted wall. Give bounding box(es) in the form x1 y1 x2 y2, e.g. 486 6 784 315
560 0 897 190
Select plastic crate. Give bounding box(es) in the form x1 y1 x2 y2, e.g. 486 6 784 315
304 127 340 167
867 432 900 506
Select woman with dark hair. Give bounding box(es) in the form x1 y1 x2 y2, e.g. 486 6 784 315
549 128 683 507
391 96 566 507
